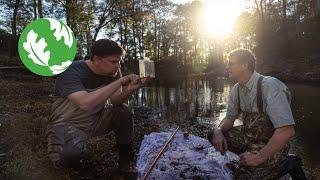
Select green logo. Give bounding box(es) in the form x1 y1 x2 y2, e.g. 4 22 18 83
18 18 77 76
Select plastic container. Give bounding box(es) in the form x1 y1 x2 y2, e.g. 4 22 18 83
139 57 155 78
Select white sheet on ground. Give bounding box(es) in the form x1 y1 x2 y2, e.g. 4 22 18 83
136 131 239 180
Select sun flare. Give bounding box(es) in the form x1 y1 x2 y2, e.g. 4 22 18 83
201 0 244 38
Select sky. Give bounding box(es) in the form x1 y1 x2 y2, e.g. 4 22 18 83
170 0 253 10
0 6 9 32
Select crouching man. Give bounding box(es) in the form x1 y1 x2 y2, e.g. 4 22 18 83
208 49 305 179
47 39 145 177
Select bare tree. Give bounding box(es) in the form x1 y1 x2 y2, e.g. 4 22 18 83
10 0 20 59
38 0 43 18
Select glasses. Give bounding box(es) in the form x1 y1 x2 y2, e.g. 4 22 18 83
228 61 240 67
99 57 122 65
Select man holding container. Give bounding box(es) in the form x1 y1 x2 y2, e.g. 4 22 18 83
47 39 147 178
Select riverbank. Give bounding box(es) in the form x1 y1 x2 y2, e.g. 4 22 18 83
256 54 320 82
1 52 320 82
1 73 319 179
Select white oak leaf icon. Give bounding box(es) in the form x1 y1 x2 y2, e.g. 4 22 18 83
46 18 73 48
49 60 72 75
23 30 50 66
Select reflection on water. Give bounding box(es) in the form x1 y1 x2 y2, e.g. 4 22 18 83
132 79 320 174
133 79 231 127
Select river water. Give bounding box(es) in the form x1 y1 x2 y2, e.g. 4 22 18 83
132 78 320 175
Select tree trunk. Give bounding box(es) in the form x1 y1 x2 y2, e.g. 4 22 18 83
157 20 161 61
283 0 287 20
93 26 102 42
260 0 264 22
153 13 157 61
139 15 144 58
10 0 20 60
254 0 265 22
119 23 124 47
123 19 129 67
315 0 320 17
173 27 177 57
124 19 128 52
132 22 138 61
85 23 92 57
33 0 37 20
65 0 77 36
132 0 137 61
38 0 43 18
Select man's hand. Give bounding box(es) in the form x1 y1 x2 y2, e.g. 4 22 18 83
120 74 151 93
239 152 266 166
212 128 228 155
110 74 151 105
120 74 139 85
127 75 142 92
140 76 153 84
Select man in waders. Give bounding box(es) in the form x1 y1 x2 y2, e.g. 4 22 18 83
47 39 145 178
208 49 305 179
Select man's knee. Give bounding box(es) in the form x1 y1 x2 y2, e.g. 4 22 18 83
60 144 92 169
112 105 134 144
47 125 91 169
119 104 132 116
114 104 133 125
48 142 92 169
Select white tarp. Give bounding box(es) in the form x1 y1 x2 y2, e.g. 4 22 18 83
136 131 239 180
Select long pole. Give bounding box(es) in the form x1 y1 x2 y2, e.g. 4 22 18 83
141 126 179 180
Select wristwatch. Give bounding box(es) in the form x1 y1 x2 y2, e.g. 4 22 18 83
104 98 113 108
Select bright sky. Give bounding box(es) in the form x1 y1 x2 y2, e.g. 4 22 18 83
202 0 245 37
0 6 9 31
171 0 246 38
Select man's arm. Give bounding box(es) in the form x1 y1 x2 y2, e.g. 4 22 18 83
240 78 296 166
68 75 133 111
211 84 239 155
259 125 295 160
240 125 295 166
211 116 236 155
109 87 134 106
110 76 147 105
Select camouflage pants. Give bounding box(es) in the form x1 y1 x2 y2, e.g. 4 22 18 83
225 125 289 180
47 104 134 169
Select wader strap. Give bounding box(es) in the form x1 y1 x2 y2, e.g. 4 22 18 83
257 76 264 113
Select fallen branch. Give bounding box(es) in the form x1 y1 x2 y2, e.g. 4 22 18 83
141 126 179 180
